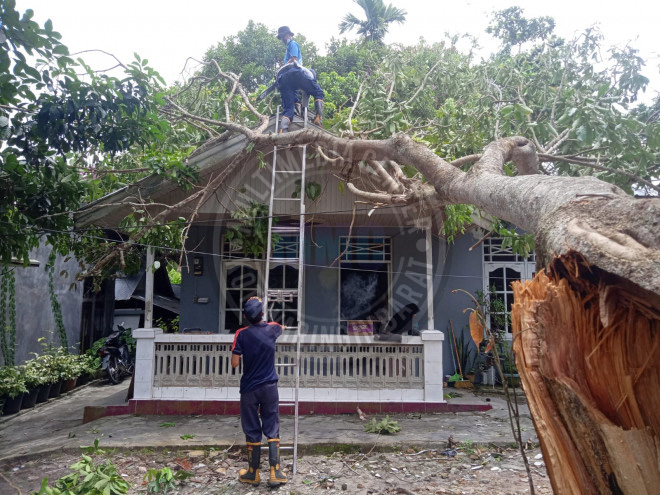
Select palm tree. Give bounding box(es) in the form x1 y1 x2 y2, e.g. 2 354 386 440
338 0 407 43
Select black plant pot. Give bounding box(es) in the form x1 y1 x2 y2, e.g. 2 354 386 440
2 395 24 415
77 375 89 387
36 384 51 403
21 388 39 409
48 381 62 399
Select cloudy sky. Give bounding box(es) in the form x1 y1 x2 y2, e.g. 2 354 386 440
16 0 660 97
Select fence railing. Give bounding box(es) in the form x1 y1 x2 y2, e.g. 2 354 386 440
133 329 445 402
152 341 424 389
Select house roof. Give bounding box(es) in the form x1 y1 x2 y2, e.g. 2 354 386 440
74 115 445 233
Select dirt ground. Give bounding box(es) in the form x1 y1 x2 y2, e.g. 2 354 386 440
1 444 553 495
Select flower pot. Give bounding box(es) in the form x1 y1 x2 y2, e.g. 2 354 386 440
77 375 89 386
21 388 40 409
2 394 24 415
48 381 63 399
36 384 51 403
466 373 476 383
64 378 77 392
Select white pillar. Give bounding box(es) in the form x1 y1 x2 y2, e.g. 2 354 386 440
132 327 162 400
422 330 445 402
145 247 155 329
426 227 435 330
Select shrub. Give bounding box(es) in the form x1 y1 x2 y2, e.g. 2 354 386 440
0 366 28 398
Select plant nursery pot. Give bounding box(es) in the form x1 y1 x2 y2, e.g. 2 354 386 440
21 388 39 409
48 381 63 399
77 375 89 387
64 378 77 392
455 380 474 389
2 394 24 415
36 384 51 403
466 373 476 384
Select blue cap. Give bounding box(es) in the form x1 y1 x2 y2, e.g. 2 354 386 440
244 296 263 323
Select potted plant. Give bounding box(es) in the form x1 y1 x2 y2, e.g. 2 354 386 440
61 353 81 392
17 361 47 409
0 366 28 415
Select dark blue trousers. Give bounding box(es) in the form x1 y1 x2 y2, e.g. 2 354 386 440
278 68 324 120
240 381 280 443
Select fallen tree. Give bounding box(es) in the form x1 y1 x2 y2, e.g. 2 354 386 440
2 5 659 492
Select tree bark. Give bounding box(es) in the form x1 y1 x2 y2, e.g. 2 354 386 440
511 253 660 494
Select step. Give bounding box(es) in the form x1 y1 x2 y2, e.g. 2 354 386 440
267 257 300 263
271 226 301 233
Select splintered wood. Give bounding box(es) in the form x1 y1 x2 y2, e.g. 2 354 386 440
511 252 660 495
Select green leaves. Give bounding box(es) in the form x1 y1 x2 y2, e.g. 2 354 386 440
364 415 401 434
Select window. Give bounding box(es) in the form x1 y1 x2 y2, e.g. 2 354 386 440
482 237 535 339
339 237 391 334
220 234 300 333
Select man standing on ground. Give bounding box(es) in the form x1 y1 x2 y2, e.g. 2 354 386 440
275 25 324 132
231 297 287 487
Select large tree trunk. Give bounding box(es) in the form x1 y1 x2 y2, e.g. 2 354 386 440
511 252 660 494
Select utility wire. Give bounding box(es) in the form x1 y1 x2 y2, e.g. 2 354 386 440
0 221 534 282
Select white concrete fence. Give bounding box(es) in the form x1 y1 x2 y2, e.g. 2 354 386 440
133 329 445 403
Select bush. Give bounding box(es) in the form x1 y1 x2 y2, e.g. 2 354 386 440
19 361 49 388
0 366 28 398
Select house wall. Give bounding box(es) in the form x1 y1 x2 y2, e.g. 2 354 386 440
3 244 83 366
432 230 485 377
178 225 220 333
177 224 483 375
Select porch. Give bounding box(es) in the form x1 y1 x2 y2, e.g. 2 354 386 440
128 328 449 415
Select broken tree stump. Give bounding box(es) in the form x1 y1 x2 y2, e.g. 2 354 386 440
511 251 660 494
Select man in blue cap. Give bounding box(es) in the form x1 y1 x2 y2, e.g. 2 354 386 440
275 25 324 132
231 296 287 487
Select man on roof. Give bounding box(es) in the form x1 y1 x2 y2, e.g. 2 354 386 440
275 26 325 133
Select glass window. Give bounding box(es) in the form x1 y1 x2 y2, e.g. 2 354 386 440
339 237 391 334
483 237 535 339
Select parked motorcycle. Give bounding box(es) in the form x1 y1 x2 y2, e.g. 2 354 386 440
99 326 134 384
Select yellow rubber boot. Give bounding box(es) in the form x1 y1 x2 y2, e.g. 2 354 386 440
267 438 287 487
238 442 261 485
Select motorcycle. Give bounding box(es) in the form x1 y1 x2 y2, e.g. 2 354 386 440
99 325 134 384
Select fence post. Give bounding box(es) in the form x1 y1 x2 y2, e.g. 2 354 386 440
132 327 162 400
421 330 445 402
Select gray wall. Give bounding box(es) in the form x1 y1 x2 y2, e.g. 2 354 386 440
177 224 484 375
179 225 220 333
3 244 83 366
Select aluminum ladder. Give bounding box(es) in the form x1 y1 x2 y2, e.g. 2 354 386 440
263 106 306 475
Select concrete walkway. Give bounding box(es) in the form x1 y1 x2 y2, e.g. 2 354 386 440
0 381 537 464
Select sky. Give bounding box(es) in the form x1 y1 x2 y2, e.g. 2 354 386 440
15 0 660 98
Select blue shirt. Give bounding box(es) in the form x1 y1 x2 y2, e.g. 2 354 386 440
232 321 282 394
284 39 302 66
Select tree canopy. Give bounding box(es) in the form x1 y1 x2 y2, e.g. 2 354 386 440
0 2 658 283
338 0 407 44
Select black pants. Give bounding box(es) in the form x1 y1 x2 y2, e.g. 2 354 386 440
240 381 280 443
278 68 324 120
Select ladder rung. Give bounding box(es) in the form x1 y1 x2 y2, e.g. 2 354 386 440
279 446 294 450
280 403 296 407
275 170 303 174
275 363 297 367
273 197 303 201
269 257 299 263
271 226 301 232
